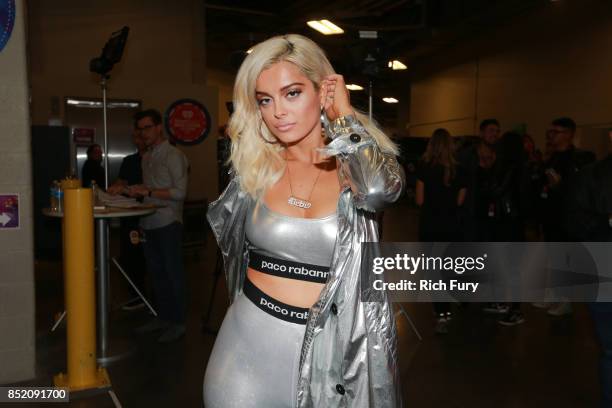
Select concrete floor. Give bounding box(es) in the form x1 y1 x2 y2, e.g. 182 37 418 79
9 202 601 407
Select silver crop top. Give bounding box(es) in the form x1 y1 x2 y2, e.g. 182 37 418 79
245 202 338 267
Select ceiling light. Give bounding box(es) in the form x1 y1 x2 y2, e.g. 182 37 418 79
382 97 399 103
67 99 100 107
307 19 344 35
359 30 378 39
387 60 407 70
108 102 140 108
66 98 139 109
346 84 364 91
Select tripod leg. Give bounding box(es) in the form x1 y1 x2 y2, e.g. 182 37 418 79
395 303 423 341
112 257 157 317
51 310 67 332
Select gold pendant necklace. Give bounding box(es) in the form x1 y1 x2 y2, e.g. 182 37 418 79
286 160 323 209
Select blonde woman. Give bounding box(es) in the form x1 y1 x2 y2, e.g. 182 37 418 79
415 128 466 333
204 34 404 408
416 128 466 242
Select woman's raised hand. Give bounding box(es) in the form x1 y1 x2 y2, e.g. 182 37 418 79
320 74 355 122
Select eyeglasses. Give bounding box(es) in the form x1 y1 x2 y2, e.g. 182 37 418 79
548 128 569 135
135 124 155 132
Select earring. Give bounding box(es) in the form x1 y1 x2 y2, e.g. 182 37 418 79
320 106 331 138
259 120 279 144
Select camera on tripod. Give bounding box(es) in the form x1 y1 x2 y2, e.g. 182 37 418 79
89 26 130 76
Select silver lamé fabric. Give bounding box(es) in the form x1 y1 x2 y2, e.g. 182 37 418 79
245 201 338 266
206 115 405 408
203 292 305 408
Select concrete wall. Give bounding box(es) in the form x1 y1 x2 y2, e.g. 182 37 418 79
28 0 219 199
409 0 612 156
0 0 36 383
208 69 235 129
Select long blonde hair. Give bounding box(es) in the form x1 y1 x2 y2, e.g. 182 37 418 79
228 33 399 198
422 128 457 186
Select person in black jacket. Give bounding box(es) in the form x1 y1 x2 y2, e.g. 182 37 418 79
81 144 106 189
542 117 596 241
566 131 612 407
540 117 596 316
491 132 528 325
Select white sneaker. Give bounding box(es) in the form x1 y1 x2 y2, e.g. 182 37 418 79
435 317 449 335
157 324 186 343
121 298 146 311
498 312 526 326
547 302 572 316
483 303 510 314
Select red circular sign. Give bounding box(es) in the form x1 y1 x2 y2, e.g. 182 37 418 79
165 99 211 145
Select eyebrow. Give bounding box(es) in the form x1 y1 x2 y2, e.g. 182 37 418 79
255 82 306 96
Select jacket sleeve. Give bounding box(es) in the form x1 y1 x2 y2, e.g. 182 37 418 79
206 175 249 303
319 115 405 212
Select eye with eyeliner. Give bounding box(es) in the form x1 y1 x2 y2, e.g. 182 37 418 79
286 89 302 98
257 97 271 107
256 87 302 106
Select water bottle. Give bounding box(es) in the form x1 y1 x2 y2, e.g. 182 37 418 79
56 182 64 213
50 181 63 212
49 181 58 211
91 180 100 207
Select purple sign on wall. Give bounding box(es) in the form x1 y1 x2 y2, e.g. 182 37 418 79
0 194 19 229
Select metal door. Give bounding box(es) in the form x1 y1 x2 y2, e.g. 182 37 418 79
64 97 141 187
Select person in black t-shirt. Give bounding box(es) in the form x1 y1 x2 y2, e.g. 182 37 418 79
416 128 467 241
456 119 501 241
108 130 147 310
416 128 467 334
81 144 106 189
493 132 529 326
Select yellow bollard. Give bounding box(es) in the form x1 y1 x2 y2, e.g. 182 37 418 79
59 178 80 245
54 187 110 391
60 177 81 190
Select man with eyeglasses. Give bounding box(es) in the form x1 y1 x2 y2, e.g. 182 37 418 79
128 109 189 343
540 117 595 316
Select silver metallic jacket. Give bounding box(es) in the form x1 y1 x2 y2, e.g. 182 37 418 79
207 115 405 407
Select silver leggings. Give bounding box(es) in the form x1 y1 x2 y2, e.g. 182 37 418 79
203 292 306 408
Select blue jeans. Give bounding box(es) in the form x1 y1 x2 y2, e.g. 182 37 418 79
589 302 612 407
143 222 186 324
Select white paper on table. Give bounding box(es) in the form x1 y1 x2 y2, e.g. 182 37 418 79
97 190 140 208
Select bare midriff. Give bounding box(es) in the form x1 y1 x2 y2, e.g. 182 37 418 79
246 268 325 308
